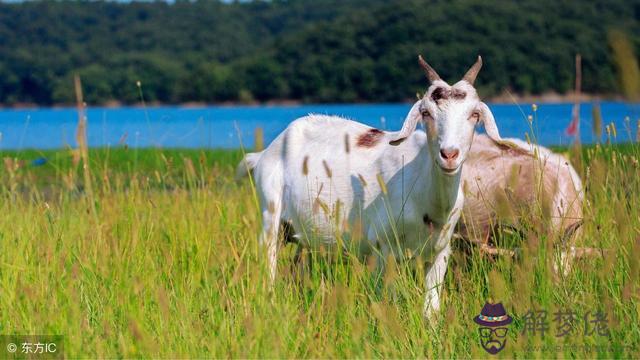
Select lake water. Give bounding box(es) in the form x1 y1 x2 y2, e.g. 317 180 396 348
0 102 638 150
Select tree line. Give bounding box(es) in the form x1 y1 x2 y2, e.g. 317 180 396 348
0 0 637 106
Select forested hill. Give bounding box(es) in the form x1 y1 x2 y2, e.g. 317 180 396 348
0 0 638 106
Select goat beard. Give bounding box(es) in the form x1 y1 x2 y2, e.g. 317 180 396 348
481 339 505 354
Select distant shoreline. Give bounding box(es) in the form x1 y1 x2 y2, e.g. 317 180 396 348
488 91 626 105
0 92 629 110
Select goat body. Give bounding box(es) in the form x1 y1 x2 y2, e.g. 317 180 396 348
460 134 583 272
246 115 462 316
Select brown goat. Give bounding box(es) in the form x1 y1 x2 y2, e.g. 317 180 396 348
459 134 583 274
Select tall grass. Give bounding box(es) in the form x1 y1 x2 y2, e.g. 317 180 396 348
0 139 638 357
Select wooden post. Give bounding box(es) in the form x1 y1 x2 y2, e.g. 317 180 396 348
74 75 97 223
574 54 582 143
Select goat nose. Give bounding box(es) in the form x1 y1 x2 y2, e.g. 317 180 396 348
440 148 460 160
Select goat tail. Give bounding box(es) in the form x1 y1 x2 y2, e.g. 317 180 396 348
235 151 262 180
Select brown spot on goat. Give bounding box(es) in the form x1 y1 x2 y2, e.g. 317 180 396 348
302 156 309 175
431 87 466 102
356 128 384 148
431 87 448 102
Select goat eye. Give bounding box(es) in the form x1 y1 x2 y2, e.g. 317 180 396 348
470 112 480 121
421 110 431 118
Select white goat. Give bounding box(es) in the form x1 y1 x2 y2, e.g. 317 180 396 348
460 134 583 273
238 56 509 317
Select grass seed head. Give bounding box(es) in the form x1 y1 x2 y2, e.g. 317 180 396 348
376 173 387 195
322 160 332 178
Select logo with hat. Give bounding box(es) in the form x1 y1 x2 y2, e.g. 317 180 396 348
474 301 513 355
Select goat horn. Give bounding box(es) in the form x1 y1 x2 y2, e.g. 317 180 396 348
462 55 483 85
418 55 441 83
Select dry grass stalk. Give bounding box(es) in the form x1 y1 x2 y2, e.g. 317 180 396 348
592 103 602 139
254 127 264 151
475 242 608 260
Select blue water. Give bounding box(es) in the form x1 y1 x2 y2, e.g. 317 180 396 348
0 102 637 150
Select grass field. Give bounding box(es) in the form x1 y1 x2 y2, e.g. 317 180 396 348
0 142 638 358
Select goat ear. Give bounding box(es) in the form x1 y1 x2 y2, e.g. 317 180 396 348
478 102 517 149
389 101 422 146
